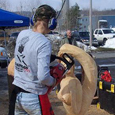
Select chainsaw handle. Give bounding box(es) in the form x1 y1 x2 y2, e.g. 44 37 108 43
62 53 74 69
54 53 74 70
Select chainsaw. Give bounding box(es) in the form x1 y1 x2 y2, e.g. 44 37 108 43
47 53 74 93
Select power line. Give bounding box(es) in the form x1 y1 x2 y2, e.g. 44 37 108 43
56 0 67 19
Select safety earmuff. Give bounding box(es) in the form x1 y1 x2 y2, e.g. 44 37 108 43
49 18 57 30
30 14 35 26
30 14 57 30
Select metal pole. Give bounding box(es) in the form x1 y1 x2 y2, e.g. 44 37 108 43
3 29 9 65
89 0 92 50
3 29 7 50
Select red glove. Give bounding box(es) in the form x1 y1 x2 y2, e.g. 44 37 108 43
47 63 65 93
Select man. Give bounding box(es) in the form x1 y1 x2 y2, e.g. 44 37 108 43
9 5 57 115
60 30 77 47
60 30 90 53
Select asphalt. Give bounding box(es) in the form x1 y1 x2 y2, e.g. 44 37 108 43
91 51 115 59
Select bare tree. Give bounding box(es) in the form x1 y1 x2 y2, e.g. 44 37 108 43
27 0 41 11
67 3 80 30
0 0 6 9
15 1 23 15
0 0 10 10
15 0 41 16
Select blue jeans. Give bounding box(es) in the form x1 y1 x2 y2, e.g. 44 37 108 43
15 92 42 115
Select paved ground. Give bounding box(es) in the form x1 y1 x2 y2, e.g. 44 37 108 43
91 51 115 59
49 91 114 115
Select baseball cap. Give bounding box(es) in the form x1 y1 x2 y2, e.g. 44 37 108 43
34 4 56 22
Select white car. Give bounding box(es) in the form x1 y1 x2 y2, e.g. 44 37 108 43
0 47 9 68
93 28 115 45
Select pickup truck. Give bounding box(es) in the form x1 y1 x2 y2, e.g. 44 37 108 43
93 28 115 45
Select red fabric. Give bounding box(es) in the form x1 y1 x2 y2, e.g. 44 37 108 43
39 94 54 115
101 70 112 82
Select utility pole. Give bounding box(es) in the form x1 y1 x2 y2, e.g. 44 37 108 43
89 0 92 50
21 5 23 15
61 0 69 30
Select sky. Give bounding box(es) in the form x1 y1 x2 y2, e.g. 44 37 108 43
6 0 115 11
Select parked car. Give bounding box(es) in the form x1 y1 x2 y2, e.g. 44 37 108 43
48 31 62 39
73 31 98 46
0 47 9 68
0 31 9 47
72 30 81 42
93 28 115 45
112 27 115 31
7 32 20 58
0 31 9 40
0 40 4 47
79 32 98 46
9 31 20 43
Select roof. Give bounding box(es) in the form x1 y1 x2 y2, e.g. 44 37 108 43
0 9 30 29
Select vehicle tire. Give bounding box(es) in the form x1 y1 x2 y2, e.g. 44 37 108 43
1 62 7 68
102 38 107 45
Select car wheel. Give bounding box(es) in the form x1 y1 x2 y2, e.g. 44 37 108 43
103 38 107 45
1 62 7 68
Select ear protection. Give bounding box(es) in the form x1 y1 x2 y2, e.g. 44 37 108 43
30 15 35 26
30 15 57 30
49 18 57 30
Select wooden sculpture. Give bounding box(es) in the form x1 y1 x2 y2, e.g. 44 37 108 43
7 58 15 99
8 58 15 76
7 44 97 115
57 44 97 115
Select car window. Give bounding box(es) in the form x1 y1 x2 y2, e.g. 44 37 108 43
73 31 80 37
0 32 4 37
10 32 20 37
53 32 59 34
94 30 98 34
72 31 81 41
98 30 102 34
0 32 9 37
103 29 115 34
79 32 89 37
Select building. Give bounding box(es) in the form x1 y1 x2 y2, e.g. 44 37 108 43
79 15 115 32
